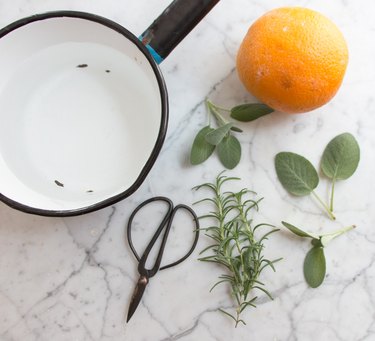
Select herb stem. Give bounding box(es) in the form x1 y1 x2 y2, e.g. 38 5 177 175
319 224 356 247
311 190 336 220
209 101 231 113
329 177 336 213
207 100 228 126
235 310 241 328
322 224 356 237
235 237 245 275
206 100 212 127
215 190 225 241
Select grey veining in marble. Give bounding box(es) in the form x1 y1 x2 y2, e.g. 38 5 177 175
1 0 375 340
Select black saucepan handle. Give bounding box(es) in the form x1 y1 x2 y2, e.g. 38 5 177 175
140 0 220 63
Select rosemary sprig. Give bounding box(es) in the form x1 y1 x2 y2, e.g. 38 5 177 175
194 173 281 327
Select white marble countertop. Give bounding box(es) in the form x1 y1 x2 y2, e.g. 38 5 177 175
1 0 375 340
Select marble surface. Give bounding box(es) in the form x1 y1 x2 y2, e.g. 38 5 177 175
1 0 375 340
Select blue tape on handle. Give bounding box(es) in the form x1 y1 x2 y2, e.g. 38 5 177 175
145 44 164 64
139 35 163 64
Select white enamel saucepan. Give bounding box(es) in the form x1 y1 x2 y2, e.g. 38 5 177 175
0 0 219 216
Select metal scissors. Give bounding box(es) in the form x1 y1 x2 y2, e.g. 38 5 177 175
126 196 199 322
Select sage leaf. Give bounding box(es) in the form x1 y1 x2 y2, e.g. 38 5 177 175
230 103 274 122
217 135 241 169
275 152 319 196
190 126 216 165
321 132 360 180
303 246 326 288
205 123 233 146
282 221 318 239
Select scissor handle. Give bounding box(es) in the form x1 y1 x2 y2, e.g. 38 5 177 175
127 196 199 278
159 204 200 270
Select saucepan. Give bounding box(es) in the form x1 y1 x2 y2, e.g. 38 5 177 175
0 0 219 216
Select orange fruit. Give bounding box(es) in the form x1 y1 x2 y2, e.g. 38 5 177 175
236 7 349 114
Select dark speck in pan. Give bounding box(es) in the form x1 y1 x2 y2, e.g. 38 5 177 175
77 64 88 68
55 180 64 187
105 70 111 73
86 190 94 193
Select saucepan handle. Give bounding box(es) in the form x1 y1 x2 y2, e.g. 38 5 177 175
140 0 220 64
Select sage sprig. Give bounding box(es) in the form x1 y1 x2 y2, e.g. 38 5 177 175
190 99 274 169
190 100 242 169
275 132 360 219
282 222 355 288
194 173 281 327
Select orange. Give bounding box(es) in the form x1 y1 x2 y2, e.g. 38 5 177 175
236 7 349 114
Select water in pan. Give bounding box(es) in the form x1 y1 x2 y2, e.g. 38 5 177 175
0 41 162 207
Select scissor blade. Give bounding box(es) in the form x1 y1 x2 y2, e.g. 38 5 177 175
127 275 149 322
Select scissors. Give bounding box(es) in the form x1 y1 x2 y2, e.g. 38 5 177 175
126 196 199 322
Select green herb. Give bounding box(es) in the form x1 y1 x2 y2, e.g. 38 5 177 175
199 100 274 123
190 100 242 168
281 221 318 239
230 103 274 122
303 246 326 288
194 173 281 326
321 133 360 212
275 152 319 196
205 123 234 145
190 126 216 165
275 152 335 220
282 222 355 288
190 99 270 169
217 135 241 169
275 133 360 220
